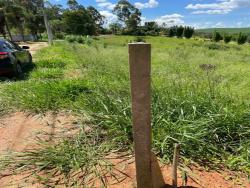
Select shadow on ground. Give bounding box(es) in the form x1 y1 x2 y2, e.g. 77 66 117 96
0 63 36 82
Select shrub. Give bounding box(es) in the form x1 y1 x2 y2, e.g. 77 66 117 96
65 35 76 43
237 32 247 45
134 36 146 42
205 43 229 50
247 36 250 43
145 30 158 36
76 36 84 44
85 35 93 45
183 26 194 39
223 34 232 43
212 31 223 42
55 33 65 40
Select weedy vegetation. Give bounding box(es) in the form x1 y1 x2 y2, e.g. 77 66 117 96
0 36 249 185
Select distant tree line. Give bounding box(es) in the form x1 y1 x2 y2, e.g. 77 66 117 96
0 0 195 40
212 31 248 45
195 30 249 45
108 0 195 38
0 0 105 40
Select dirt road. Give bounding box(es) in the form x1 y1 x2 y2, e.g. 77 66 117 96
20 42 48 56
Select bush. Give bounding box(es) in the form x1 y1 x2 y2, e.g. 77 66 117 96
76 36 84 44
237 32 247 45
247 37 250 43
183 26 194 39
55 33 65 40
134 36 146 42
223 34 232 43
205 43 229 50
212 31 223 42
65 35 76 43
65 35 92 45
85 35 93 45
145 30 158 36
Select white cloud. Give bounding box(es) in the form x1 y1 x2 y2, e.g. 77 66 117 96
100 10 117 26
186 0 250 14
154 14 185 26
191 9 231 14
96 0 106 2
96 0 115 10
135 0 159 9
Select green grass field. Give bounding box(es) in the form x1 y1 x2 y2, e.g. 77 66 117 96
0 36 249 185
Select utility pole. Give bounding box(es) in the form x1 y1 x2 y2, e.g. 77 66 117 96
42 1 53 45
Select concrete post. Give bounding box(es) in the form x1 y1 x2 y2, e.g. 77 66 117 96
128 43 152 188
129 43 166 188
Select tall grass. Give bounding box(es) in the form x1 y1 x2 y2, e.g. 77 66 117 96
0 36 249 182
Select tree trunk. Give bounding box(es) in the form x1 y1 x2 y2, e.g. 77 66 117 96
20 25 25 42
5 19 12 41
42 2 53 45
43 11 53 45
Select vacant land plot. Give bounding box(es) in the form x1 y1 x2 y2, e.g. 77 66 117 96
0 36 249 187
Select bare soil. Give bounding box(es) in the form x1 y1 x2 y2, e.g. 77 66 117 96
19 42 48 56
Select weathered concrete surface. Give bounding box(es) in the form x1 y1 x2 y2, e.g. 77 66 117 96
129 43 165 188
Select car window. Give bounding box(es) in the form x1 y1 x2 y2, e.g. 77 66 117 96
4 41 17 50
1 43 10 50
10 41 22 50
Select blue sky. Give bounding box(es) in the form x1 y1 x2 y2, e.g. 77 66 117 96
50 0 250 28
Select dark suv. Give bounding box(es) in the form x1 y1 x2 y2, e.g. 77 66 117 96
0 39 32 78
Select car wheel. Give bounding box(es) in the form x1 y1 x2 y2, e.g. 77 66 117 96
15 63 24 79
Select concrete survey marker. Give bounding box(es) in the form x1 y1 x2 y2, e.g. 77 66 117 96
128 43 165 188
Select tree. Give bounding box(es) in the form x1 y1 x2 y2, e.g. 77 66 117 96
144 22 158 32
176 25 184 38
223 33 232 43
5 4 25 41
67 0 79 10
183 26 194 39
0 8 12 40
62 7 96 35
166 27 176 37
126 9 141 31
237 32 247 45
109 23 122 35
212 31 223 42
87 6 104 34
19 0 45 39
113 0 141 32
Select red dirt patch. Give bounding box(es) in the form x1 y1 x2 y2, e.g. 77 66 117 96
99 154 250 188
0 112 249 188
0 112 76 187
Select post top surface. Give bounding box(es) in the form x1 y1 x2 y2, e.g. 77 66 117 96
128 42 151 45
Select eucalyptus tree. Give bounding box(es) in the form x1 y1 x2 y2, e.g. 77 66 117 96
87 6 105 34
113 0 141 32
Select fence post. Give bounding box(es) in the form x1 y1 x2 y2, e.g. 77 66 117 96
128 43 165 188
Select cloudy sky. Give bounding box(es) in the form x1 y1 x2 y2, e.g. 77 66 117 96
50 0 250 28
